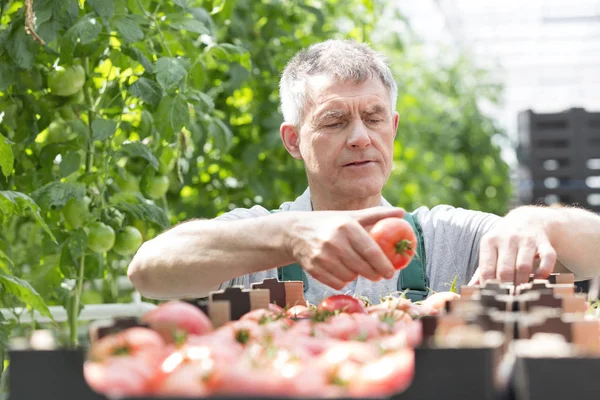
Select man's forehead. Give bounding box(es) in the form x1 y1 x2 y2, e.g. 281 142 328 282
305 74 389 110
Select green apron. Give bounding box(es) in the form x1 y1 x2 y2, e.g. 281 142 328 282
274 210 430 302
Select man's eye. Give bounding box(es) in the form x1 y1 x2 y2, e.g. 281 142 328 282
367 119 382 124
324 122 342 128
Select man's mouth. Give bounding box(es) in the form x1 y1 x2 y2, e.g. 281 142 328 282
344 160 373 166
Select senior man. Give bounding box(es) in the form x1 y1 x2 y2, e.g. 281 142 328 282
128 39 600 305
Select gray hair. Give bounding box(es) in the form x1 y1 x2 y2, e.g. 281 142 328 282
279 39 398 126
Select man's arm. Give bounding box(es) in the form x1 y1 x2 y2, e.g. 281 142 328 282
473 205 600 284
127 207 404 300
127 213 297 300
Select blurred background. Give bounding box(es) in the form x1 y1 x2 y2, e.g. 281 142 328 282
0 0 598 350
395 0 600 213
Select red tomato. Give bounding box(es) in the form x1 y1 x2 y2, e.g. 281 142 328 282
84 356 155 397
268 303 285 313
240 308 278 323
152 362 211 397
287 305 313 318
348 349 415 397
141 301 213 343
421 291 460 311
370 218 417 270
317 294 366 314
88 327 166 365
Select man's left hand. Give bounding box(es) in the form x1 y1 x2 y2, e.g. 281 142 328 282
469 214 557 286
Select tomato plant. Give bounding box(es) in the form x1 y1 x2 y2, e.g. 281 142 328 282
369 218 417 271
87 222 116 254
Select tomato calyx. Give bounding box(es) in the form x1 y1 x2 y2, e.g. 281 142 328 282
235 329 251 345
395 239 414 255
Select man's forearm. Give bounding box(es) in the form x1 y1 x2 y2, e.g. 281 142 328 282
510 206 600 280
127 213 297 299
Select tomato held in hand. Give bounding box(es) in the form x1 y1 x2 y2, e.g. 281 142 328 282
317 294 366 314
370 218 417 270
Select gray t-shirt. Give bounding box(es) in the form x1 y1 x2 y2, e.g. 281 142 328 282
216 188 500 305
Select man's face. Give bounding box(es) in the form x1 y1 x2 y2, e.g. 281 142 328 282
294 75 398 200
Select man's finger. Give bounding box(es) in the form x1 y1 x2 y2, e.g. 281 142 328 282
340 248 382 282
310 268 349 291
468 268 481 286
352 207 406 230
496 239 518 282
330 259 360 282
478 237 498 282
346 227 395 279
533 241 557 279
515 244 536 285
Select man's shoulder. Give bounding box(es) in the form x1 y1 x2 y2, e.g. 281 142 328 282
411 204 501 228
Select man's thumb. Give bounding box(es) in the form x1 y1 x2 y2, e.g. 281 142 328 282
352 206 406 229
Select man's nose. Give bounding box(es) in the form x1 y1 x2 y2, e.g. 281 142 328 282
347 121 371 148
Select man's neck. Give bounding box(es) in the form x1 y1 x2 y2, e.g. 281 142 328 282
309 189 383 211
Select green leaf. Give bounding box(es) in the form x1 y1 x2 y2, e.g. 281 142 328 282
129 77 163 108
189 7 213 27
88 0 114 20
122 46 154 73
189 90 213 111
112 194 169 229
155 57 187 91
154 95 188 141
170 94 189 134
0 248 13 271
0 63 15 91
116 142 159 170
173 0 189 8
68 229 87 262
190 60 206 90
0 133 14 178
7 28 34 70
30 182 86 210
210 117 233 152
112 15 144 44
92 118 118 141
0 271 53 319
67 14 103 45
169 18 210 35
59 152 81 177
0 191 57 243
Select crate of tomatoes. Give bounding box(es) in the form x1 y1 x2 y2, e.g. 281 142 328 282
8 275 509 400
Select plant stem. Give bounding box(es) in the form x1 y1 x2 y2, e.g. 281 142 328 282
69 254 86 347
83 58 95 174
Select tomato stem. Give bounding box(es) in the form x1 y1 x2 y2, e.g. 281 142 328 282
69 254 86 348
395 239 413 255
83 58 94 174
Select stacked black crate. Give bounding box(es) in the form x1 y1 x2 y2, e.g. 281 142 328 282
517 107 600 294
517 107 600 213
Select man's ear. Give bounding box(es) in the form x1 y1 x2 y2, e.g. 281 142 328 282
392 111 399 139
280 123 303 160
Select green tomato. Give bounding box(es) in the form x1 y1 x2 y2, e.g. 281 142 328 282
62 197 90 229
115 172 140 193
143 175 170 199
47 121 72 143
48 65 86 97
113 226 143 256
87 222 116 253
67 89 85 105
58 106 77 121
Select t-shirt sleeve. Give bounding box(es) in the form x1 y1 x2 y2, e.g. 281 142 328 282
212 205 278 290
413 205 502 292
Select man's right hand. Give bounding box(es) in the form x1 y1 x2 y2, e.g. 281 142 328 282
284 207 405 290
